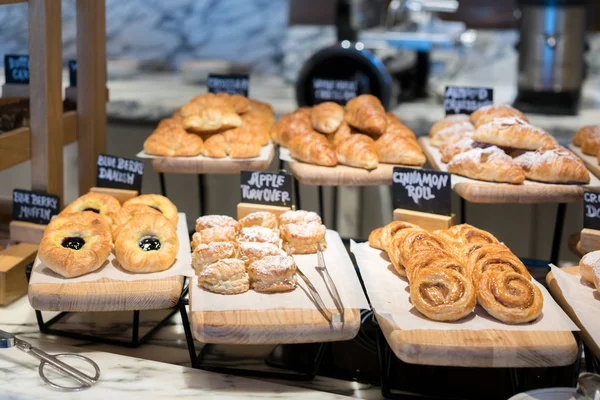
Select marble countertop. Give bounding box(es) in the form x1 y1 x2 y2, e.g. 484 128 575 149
0 296 382 399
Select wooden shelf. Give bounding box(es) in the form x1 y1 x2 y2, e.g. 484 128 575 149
0 0 27 5
0 110 77 172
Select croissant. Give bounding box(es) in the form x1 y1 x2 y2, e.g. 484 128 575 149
573 124 600 147
514 147 590 184
472 117 557 150
368 227 385 250
429 114 470 136
440 137 489 163
180 93 233 117
470 104 528 127
271 110 313 147
344 95 387 136
329 121 352 146
311 102 345 134
385 113 416 139
183 107 243 133
410 267 476 321
582 133 600 156
375 133 426 166
476 269 542 324
216 92 251 114
447 146 525 184
430 122 474 148
334 134 378 170
144 127 203 157
288 131 338 167
202 134 228 158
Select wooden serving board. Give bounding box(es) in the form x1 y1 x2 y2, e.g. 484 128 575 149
190 302 360 345
420 137 597 204
376 312 578 368
28 276 184 312
547 266 600 360
145 145 275 174
569 144 600 179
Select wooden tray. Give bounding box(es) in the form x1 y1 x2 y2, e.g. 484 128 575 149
420 137 598 204
569 144 600 179
287 161 419 186
142 144 275 175
376 311 578 368
29 276 184 312
190 301 360 345
547 266 600 360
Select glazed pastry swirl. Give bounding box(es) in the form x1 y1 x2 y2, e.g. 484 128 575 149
410 268 476 321
469 244 530 284
476 270 543 324
397 229 448 266
404 250 467 283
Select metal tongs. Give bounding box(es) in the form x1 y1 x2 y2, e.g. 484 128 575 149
316 242 345 324
0 329 100 391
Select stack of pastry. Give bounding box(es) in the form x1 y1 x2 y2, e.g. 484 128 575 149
429 104 589 184
273 95 425 170
579 251 600 292
368 222 543 324
572 124 600 165
192 210 327 295
38 193 180 278
144 93 274 158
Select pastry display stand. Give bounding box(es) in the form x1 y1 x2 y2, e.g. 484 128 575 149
0 0 107 304
547 266 600 374
420 137 600 267
364 209 581 399
178 202 363 380
27 188 185 348
143 144 276 217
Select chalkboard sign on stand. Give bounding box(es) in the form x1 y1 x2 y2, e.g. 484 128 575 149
10 189 60 244
207 74 249 96
237 170 293 219
444 86 493 115
4 54 30 84
312 78 357 105
581 190 600 254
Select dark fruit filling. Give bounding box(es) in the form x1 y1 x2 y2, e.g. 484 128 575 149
83 207 100 214
139 237 161 251
149 205 163 213
61 237 85 250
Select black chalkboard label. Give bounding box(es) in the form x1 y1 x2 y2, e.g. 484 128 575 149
312 78 358 105
207 74 249 96
444 86 493 115
240 171 292 207
4 54 29 84
68 60 77 87
13 189 60 225
584 191 600 230
96 154 144 191
392 167 452 216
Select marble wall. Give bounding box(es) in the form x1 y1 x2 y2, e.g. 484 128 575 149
0 0 289 74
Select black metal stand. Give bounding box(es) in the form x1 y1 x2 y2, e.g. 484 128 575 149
159 172 167 197
158 172 206 216
178 285 328 380
584 345 600 374
318 185 325 223
294 176 302 210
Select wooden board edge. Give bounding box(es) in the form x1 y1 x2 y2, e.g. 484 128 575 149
453 181 584 204
418 137 441 170
236 203 291 219
568 143 600 180
9 220 46 244
393 209 455 232
0 242 38 305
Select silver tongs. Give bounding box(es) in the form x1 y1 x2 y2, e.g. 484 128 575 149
0 329 100 391
316 243 345 324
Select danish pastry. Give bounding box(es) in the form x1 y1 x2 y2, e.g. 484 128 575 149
248 255 297 292
580 251 600 284
476 269 542 324
48 210 111 233
195 215 240 232
192 241 237 273
123 194 178 226
111 204 162 241
279 210 322 226
39 221 112 278
410 267 476 322
238 242 281 264
198 258 249 294
280 222 327 254
61 192 121 223
238 226 281 247
114 214 179 273
238 211 278 230
190 227 237 250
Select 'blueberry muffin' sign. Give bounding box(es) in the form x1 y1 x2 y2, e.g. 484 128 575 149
13 189 59 225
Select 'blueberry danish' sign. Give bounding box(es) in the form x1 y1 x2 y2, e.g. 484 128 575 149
392 167 451 216
312 78 358 105
13 189 60 225
444 86 493 115
240 171 292 207
207 74 249 96
4 54 29 84
96 154 144 191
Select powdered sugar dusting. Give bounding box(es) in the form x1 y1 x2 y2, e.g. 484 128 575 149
435 122 475 137
514 147 580 168
449 146 509 165
582 251 600 268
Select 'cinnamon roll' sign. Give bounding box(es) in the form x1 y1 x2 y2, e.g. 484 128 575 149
392 167 451 216
444 86 493 115
240 171 292 207
584 191 600 230
13 189 60 225
96 154 144 191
